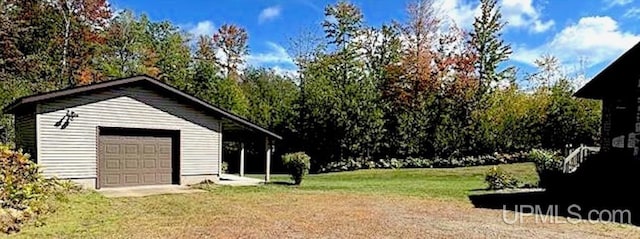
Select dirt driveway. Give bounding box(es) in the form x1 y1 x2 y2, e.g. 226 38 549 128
93 192 639 239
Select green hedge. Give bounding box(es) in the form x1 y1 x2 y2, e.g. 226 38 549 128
318 151 530 173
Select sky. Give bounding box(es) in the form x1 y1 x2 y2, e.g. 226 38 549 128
109 0 640 86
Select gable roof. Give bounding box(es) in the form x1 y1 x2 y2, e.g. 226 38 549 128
3 75 282 140
574 41 640 99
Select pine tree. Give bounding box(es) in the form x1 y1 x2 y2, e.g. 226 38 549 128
469 0 512 97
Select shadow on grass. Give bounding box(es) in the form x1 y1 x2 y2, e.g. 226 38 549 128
470 153 640 226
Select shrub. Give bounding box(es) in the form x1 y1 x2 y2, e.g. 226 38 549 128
317 151 533 173
485 166 520 190
404 157 431 168
221 162 229 174
376 158 403 169
528 149 563 188
0 146 45 210
0 145 80 233
282 152 311 185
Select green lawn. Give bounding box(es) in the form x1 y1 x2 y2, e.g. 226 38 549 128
8 162 637 238
249 162 539 200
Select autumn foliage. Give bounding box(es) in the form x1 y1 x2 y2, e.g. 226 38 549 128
0 0 601 172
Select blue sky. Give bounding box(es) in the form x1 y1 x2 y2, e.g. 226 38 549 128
110 0 640 86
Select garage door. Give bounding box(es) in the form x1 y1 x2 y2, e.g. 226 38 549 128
99 135 173 188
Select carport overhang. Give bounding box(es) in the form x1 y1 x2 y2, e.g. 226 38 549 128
3 75 281 182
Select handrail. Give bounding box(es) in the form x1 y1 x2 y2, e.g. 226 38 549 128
563 145 600 173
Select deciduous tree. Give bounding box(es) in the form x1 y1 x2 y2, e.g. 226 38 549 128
50 0 111 86
213 24 248 80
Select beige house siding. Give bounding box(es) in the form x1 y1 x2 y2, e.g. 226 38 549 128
14 108 37 159
36 85 221 185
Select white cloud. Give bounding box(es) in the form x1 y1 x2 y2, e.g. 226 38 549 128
187 20 215 37
437 0 554 33
512 16 640 69
624 7 640 18
502 0 555 33
258 6 281 24
247 42 295 66
437 0 478 29
246 42 299 78
272 66 300 78
209 41 296 76
530 20 555 33
606 0 633 7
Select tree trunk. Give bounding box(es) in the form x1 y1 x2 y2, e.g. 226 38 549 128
61 2 72 87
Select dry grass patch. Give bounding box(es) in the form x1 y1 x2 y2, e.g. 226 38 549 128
12 191 640 239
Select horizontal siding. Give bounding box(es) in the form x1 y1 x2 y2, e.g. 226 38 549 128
38 86 221 179
15 110 36 159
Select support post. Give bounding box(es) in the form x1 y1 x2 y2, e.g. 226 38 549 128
239 142 245 177
218 124 223 176
265 137 271 183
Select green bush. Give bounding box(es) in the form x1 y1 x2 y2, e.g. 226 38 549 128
221 162 229 174
485 166 520 190
0 145 80 233
403 157 432 168
317 151 531 173
282 152 311 185
528 149 563 188
0 146 45 210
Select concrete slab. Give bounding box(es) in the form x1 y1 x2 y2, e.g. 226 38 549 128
218 174 264 186
98 185 205 198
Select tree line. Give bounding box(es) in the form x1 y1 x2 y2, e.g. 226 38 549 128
0 0 600 170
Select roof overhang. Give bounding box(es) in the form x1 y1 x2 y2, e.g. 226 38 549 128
574 41 640 100
2 75 282 140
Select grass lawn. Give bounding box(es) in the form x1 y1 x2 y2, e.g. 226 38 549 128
247 162 540 200
7 163 639 238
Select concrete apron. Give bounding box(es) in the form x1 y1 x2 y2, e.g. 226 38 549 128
218 174 264 186
98 185 205 198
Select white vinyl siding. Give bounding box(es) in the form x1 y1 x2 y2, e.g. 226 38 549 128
36 85 221 179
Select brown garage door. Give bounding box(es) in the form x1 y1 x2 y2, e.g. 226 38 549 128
99 135 173 188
